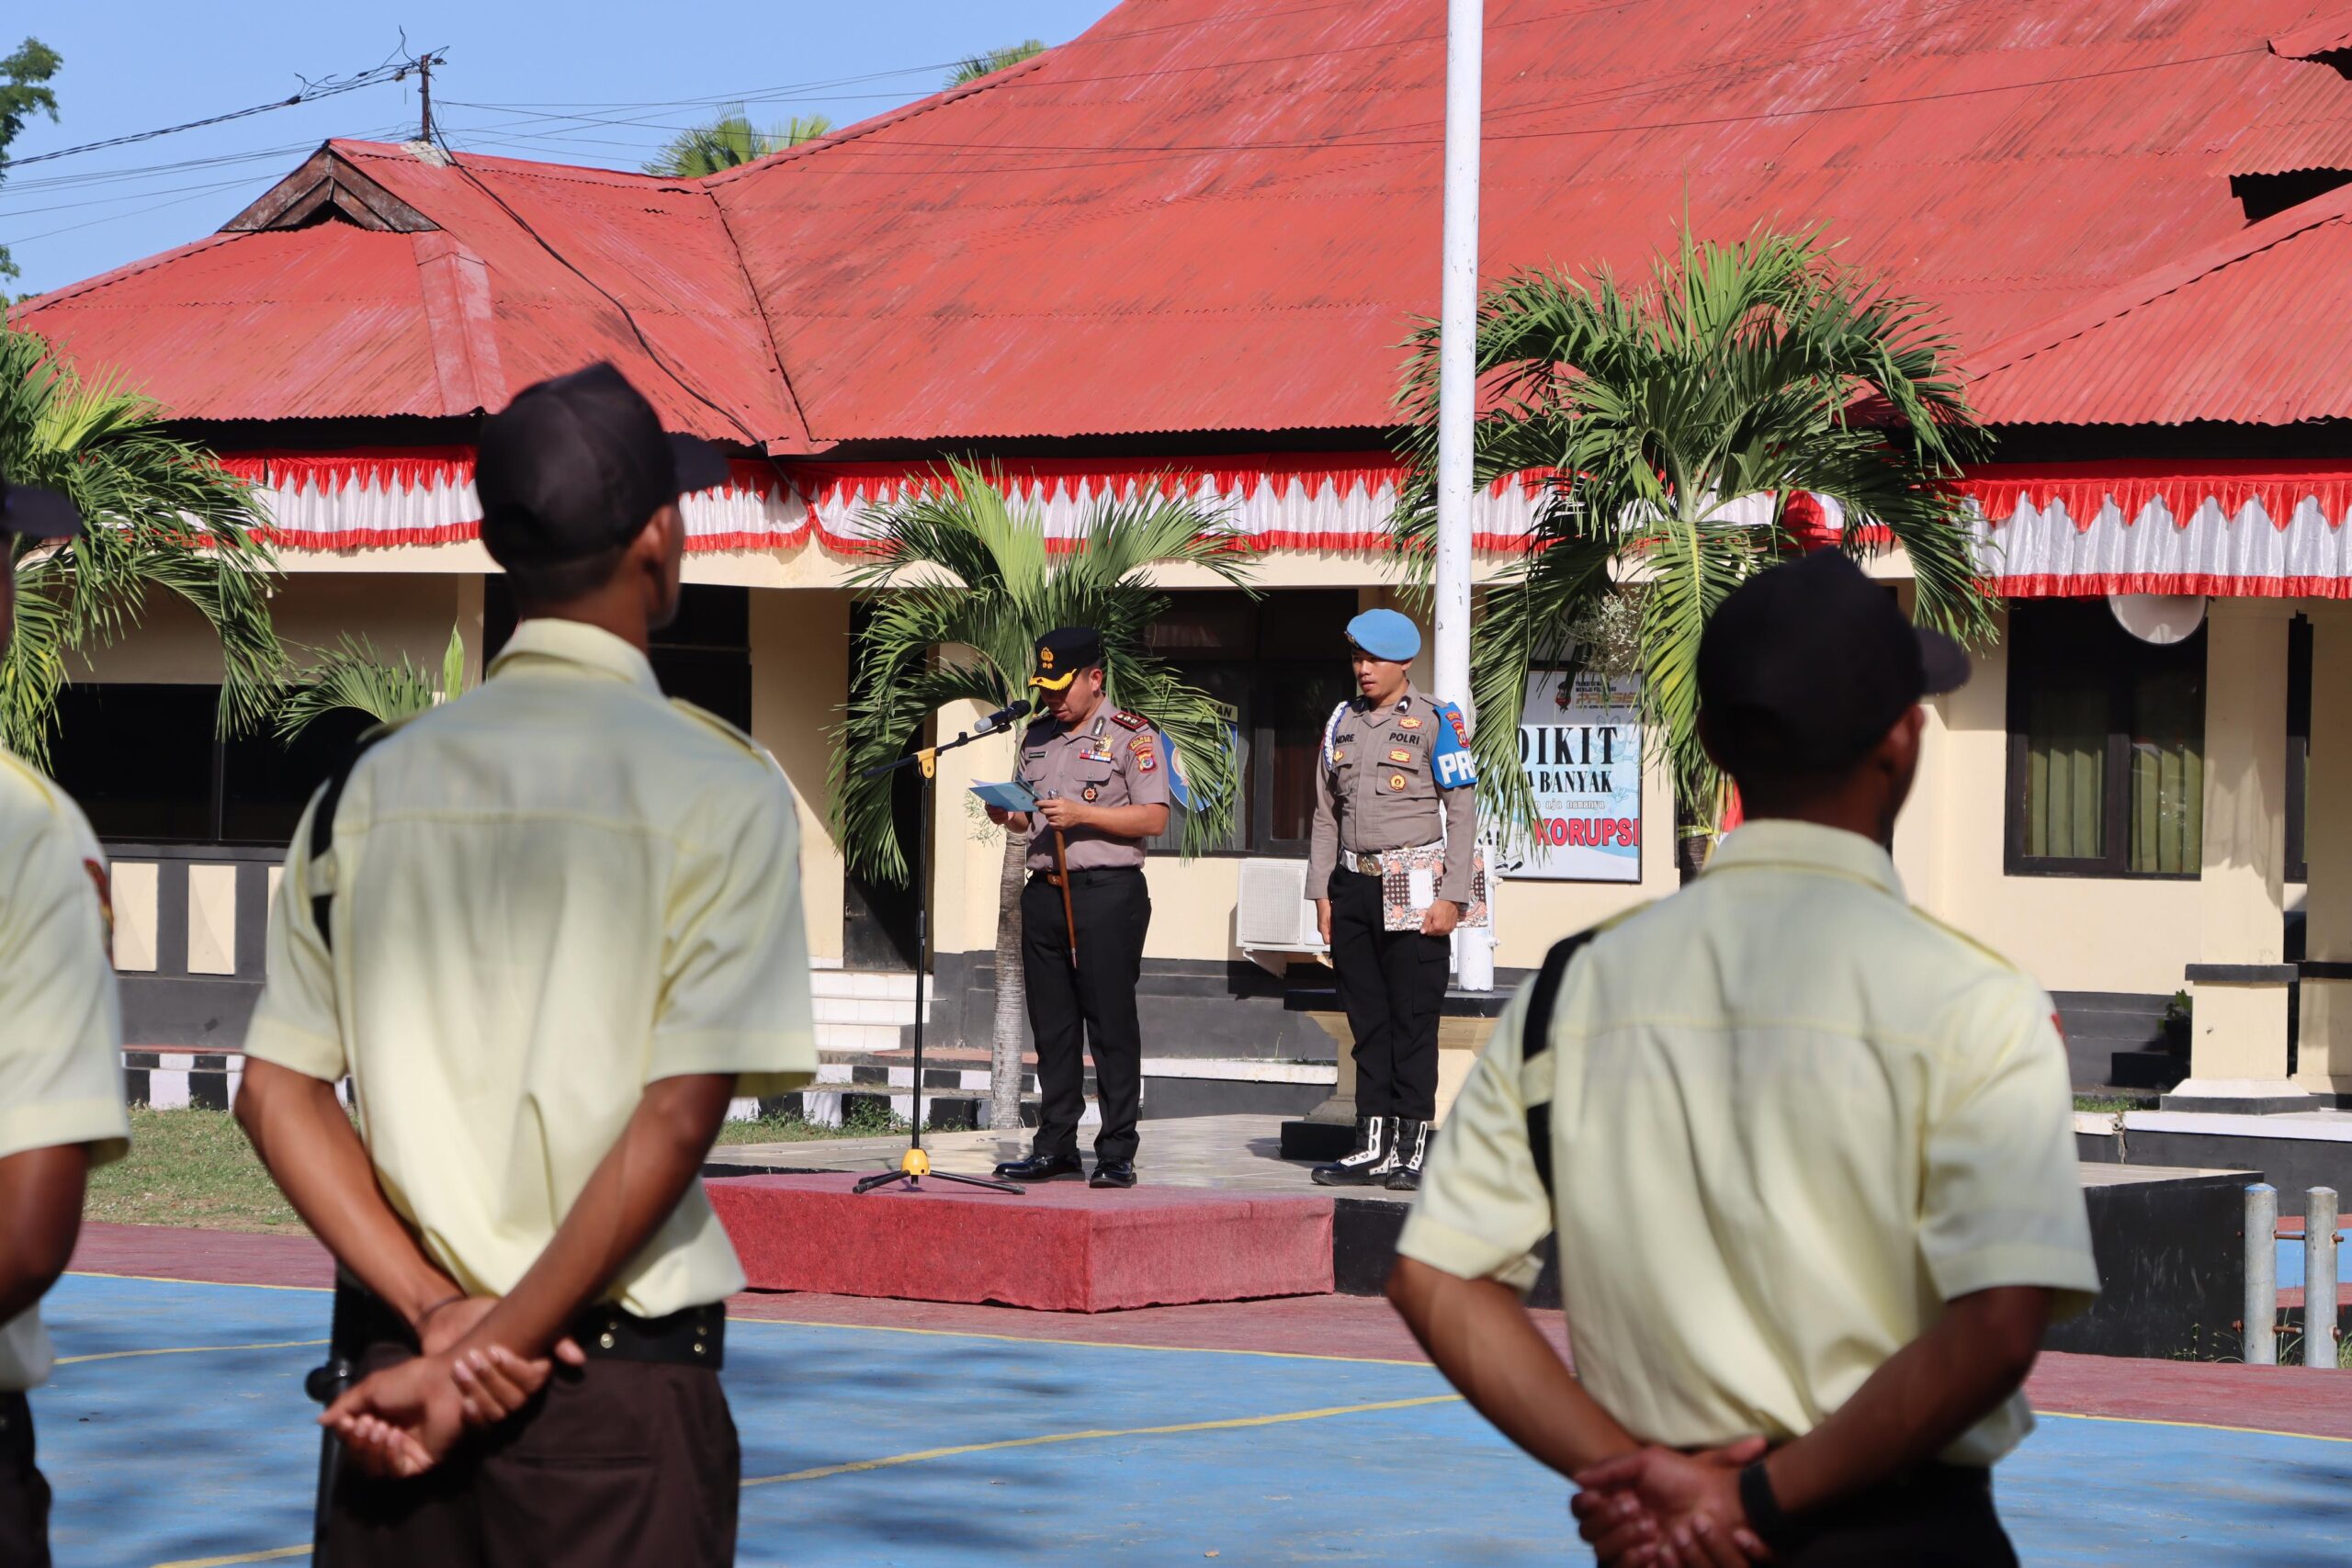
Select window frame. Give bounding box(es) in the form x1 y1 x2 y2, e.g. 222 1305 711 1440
2002 600 2206 882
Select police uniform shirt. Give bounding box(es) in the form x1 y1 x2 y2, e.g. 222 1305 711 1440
1014 707 1170 871
1306 685 1478 902
244 619 818 1319
1397 820 2099 1467
0 752 130 1393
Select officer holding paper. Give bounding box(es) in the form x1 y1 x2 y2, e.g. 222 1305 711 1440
1306 609 1477 1190
987 627 1170 1190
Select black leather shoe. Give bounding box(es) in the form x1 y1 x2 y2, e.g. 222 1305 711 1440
1089 1158 1137 1190
994 1152 1083 1181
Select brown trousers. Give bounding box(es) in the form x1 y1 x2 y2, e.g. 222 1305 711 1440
1777 1464 2017 1567
320 1343 739 1568
0 1393 51 1568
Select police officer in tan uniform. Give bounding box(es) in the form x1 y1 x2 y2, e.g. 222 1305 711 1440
1306 609 1477 1190
0 479 131 1568
989 628 1170 1189
233 365 817 1567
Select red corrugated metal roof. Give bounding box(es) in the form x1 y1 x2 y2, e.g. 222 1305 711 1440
17 0 2352 443
1970 182 2352 424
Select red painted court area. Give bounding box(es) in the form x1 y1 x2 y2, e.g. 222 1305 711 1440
67 1222 2352 1441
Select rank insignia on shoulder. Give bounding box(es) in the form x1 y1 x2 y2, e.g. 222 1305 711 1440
1387 748 1413 764
1110 709 1148 731
1398 716 1423 729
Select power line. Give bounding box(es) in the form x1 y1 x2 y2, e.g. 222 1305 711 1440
0 55 441 169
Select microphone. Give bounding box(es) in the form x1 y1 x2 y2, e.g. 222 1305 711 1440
976 698 1033 734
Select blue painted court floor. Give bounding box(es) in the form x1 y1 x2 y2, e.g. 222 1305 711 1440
32 1272 2352 1567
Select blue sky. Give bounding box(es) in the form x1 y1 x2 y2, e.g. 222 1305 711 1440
3 1 1116 298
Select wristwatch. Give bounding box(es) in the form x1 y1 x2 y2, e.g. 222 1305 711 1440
1737 1460 1800 1553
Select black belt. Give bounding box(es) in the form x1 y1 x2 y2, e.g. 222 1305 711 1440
330 1279 726 1371
1033 865 1142 886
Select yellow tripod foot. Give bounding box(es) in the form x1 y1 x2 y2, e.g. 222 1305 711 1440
899 1148 931 1178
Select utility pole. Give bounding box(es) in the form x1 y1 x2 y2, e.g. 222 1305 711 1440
1438 0 1490 991
417 51 437 143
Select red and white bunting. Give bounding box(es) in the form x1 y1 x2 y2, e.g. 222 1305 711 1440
218 449 809 553
1958 463 2352 600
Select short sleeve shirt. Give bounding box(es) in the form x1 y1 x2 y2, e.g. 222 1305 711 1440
1013 707 1170 870
0 752 130 1392
1396 819 2098 1467
243 619 818 1318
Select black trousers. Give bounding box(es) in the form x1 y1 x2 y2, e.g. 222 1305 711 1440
322 1342 739 1568
1327 868 1446 1121
1776 1464 2016 1567
0 1393 50 1568
1022 866 1149 1162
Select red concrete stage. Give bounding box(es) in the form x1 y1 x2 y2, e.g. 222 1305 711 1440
707 1173 1335 1312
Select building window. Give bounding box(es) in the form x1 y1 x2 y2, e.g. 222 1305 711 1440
1144 590 1359 855
2288 614 2312 884
485 580 752 730
50 683 369 846
2005 601 2206 878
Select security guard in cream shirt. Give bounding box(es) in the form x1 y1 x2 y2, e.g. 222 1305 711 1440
0 480 130 1568
1391 553 2098 1568
238 366 815 1568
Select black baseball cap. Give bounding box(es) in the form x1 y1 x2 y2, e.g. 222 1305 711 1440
1030 626 1104 692
1697 549 1971 775
474 363 730 569
0 479 82 540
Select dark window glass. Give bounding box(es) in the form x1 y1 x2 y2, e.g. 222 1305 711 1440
2006 601 2207 878
221 705 370 844
487 576 752 730
51 683 220 841
1146 590 1359 854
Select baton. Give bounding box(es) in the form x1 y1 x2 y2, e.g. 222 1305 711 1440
1050 824 1080 970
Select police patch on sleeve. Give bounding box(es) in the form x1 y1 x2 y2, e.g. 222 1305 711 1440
1431 702 1478 790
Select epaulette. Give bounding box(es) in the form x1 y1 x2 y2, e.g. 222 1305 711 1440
670 698 781 771
1109 708 1148 731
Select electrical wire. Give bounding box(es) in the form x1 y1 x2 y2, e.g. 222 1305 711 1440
0 59 438 168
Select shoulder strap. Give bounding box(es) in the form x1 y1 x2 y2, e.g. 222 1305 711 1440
1521 925 1600 1202
307 732 388 955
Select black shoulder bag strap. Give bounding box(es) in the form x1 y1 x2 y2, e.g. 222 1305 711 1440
306 733 386 956
1521 926 1600 1203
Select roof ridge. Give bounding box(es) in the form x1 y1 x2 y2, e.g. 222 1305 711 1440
700 50 1056 190
2271 7 2352 59
1968 180 2352 381
331 138 679 191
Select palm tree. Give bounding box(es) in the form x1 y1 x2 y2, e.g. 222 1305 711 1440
831 462 1250 1132
643 107 832 178
0 327 284 768
1395 226 1994 851
947 40 1046 87
274 625 469 739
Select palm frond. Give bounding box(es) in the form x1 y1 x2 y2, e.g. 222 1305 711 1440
1387 225 1994 831
274 635 445 741
831 465 1252 878
0 327 287 768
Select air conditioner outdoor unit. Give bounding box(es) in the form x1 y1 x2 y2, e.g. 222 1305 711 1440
1238 857 1324 963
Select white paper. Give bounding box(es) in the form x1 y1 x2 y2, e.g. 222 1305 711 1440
1408 867 1435 910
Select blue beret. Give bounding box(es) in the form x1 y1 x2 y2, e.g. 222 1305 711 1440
1345 608 1421 662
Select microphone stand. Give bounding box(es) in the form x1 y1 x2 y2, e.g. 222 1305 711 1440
853 706 1026 1197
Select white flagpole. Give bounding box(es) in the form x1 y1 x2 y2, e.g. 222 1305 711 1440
1438 0 1492 991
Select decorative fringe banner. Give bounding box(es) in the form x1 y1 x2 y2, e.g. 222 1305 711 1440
1959 461 2352 600
208 447 2352 599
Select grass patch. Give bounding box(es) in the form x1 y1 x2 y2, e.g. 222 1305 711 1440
85 1106 304 1232
715 1101 910 1144
2073 1094 2153 1113
84 1101 908 1234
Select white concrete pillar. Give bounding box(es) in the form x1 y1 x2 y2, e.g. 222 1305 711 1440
2170 600 2311 1111
2298 607 2352 1101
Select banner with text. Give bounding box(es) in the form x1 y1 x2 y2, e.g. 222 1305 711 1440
1498 671 1643 882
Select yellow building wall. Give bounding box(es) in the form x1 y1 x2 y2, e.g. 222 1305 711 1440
748 588 852 964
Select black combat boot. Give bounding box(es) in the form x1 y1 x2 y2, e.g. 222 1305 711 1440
1311 1115 1396 1187
1384 1118 1431 1191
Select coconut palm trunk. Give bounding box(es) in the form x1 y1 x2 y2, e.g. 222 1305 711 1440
989 828 1029 1134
